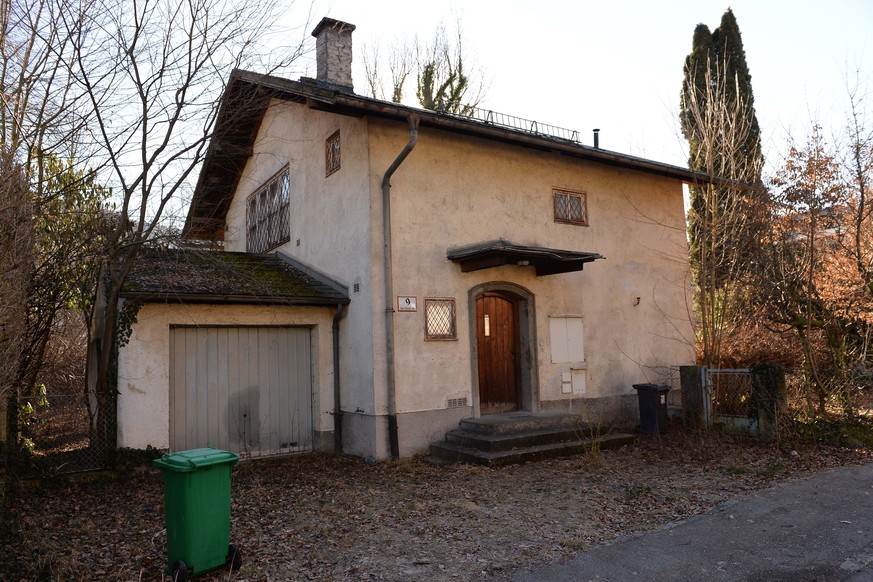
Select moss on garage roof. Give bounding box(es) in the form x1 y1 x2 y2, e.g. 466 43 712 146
122 247 349 305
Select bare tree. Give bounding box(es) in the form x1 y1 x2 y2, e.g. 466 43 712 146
1 0 82 161
362 20 486 113
842 76 873 302
60 0 311 413
362 41 386 101
362 37 413 103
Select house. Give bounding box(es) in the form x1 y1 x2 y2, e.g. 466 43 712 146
111 17 700 461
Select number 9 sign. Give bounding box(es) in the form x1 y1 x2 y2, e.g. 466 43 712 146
397 296 417 312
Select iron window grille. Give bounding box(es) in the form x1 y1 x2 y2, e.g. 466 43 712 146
246 167 291 253
425 298 457 340
553 188 588 226
326 130 341 176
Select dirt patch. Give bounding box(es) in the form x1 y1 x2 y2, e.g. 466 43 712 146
3 429 871 581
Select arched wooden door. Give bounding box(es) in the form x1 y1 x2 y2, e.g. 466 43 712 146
476 291 521 414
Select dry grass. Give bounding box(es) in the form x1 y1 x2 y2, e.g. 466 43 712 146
4 427 871 581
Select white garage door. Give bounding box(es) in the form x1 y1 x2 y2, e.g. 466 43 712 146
169 326 313 457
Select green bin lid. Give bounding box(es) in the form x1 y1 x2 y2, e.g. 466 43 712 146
153 447 239 472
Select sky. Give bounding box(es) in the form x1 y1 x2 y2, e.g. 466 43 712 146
277 0 873 174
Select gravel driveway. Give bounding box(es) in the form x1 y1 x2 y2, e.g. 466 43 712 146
4 429 870 581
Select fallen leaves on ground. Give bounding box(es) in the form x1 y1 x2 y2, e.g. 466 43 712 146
3 428 871 581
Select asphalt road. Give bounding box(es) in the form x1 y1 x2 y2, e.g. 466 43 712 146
514 461 873 581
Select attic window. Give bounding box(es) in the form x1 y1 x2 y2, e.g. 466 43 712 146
246 167 290 253
425 298 457 340
326 130 341 176
554 188 588 226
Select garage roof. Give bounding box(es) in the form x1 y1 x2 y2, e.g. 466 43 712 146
121 248 349 305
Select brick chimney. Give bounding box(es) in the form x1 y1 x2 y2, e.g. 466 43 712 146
311 17 356 92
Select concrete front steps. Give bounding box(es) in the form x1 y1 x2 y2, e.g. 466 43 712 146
429 411 635 466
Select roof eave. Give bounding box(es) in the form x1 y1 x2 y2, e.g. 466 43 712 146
120 291 350 306
184 69 734 241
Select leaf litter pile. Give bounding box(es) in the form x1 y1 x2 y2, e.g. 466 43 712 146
4 429 871 581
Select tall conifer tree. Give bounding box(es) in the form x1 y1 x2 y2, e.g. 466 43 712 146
681 9 762 183
711 9 763 180
680 8 764 366
680 24 715 174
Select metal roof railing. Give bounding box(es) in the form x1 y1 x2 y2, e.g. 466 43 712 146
447 105 583 144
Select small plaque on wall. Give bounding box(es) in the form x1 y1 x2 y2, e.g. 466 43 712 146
397 296 417 312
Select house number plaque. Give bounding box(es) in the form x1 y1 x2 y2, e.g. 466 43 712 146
397 296 417 312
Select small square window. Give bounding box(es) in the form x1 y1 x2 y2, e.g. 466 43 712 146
425 298 456 340
554 188 588 225
326 130 341 176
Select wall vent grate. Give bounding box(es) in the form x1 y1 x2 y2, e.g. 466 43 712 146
447 397 467 409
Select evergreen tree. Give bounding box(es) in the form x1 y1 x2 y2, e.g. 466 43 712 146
681 9 763 183
679 9 765 366
415 25 476 114
680 24 715 173
711 9 763 181
416 54 470 114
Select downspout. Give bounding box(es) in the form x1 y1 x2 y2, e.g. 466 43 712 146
332 303 346 452
382 113 420 458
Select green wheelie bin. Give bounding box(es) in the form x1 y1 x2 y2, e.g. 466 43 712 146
153 448 241 580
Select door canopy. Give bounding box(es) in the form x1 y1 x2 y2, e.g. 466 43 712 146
447 239 604 276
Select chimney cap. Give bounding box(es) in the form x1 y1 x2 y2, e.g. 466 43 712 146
311 17 356 38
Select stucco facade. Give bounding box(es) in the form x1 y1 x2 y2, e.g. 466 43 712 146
382 121 693 447
210 98 693 459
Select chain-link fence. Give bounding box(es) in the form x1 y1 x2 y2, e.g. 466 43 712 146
18 391 114 475
708 369 753 418
703 368 756 435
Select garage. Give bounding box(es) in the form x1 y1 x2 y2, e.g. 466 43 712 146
169 326 313 457
105 247 349 455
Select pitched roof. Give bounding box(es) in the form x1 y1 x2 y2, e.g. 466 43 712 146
121 247 349 306
184 69 717 241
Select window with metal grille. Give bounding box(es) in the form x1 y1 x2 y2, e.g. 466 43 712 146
425 298 456 340
553 188 588 225
326 130 341 176
246 167 290 253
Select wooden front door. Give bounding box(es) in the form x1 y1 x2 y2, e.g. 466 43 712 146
476 292 521 414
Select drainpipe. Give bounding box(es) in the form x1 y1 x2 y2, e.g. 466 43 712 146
332 303 346 453
382 113 420 458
